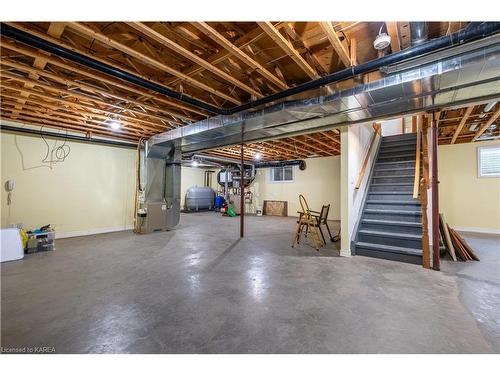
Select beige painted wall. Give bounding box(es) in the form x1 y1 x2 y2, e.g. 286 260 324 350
439 139 500 232
1 131 136 236
1 132 215 236
250 155 341 220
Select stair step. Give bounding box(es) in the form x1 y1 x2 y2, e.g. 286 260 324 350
382 137 417 143
379 147 416 154
373 174 415 178
370 183 413 186
358 229 421 240
376 160 416 166
366 200 420 205
382 133 417 142
378 153 415 160
361 219 422 227
381 139 416 145
364 209 422 215
354 241 422 257
368 191 415 195
375 166 415 172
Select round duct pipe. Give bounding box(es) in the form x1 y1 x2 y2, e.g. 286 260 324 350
254 160 306 170
410 22 429 46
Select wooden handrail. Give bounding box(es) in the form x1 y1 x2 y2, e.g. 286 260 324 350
412 117 422 199
354 123 380 189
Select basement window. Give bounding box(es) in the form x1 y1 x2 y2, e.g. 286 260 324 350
478 146 500 177
270 166 294 182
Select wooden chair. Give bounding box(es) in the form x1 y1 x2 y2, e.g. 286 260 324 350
291 194 323 251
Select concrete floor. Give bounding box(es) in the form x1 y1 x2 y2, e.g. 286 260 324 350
1 213 499 353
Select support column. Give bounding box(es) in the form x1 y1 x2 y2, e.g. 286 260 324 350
240 144 245 238
340 126 351 256
430 115 440 270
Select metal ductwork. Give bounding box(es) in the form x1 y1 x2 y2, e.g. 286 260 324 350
410 22 429 46
148 33 500 154
191 153 254 167
255 160 306 170
137 143 181 233
2 22 499 116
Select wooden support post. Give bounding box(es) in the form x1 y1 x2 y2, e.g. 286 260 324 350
421 178 431 269
412 116 417 133
240 144 245 238
431 114 440 271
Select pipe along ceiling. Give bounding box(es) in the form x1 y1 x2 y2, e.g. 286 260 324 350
2 22 500 117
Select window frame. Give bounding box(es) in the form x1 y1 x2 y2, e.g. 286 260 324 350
269 165 295 183
477 145 500 178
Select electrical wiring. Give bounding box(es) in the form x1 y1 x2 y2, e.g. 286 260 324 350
39 124 71 167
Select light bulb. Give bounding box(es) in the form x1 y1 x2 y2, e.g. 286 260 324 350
109 120 121 130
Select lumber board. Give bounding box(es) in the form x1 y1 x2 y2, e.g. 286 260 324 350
439 213 457 261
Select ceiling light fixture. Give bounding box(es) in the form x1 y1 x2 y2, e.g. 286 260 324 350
191 160 199 167
469 123 479 132
484 101 497 113
254 152 262 160
373 25 391 50
109 120 121 131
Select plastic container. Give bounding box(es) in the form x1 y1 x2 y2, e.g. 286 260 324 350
215 195 224 209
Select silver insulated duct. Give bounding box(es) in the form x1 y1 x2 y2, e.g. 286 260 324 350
410 22 429 46
137 142 181 233
148 33 500 154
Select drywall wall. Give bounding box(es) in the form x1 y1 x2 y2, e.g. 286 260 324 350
439 139 500 233
339 122 379 255
1 131 136 237
250 155 341 220
0 132 218 236
381 118 403 136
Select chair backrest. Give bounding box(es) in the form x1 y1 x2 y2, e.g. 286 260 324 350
298 194 310 214
319 204 330 223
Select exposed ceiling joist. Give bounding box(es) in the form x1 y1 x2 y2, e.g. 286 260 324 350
451 106 474 144
472 107 500 141
192 22 288 90
66 22 241 106
257 22 320 79
385 22 401 52
319 22 351 67
127 22 263 99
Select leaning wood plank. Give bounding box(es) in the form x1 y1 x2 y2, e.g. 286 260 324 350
440 213 457 261
450 228 469 261
456 232 480 261
448 226 467 261
450 228 472 261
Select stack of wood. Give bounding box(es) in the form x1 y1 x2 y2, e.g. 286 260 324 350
438 213 480 262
